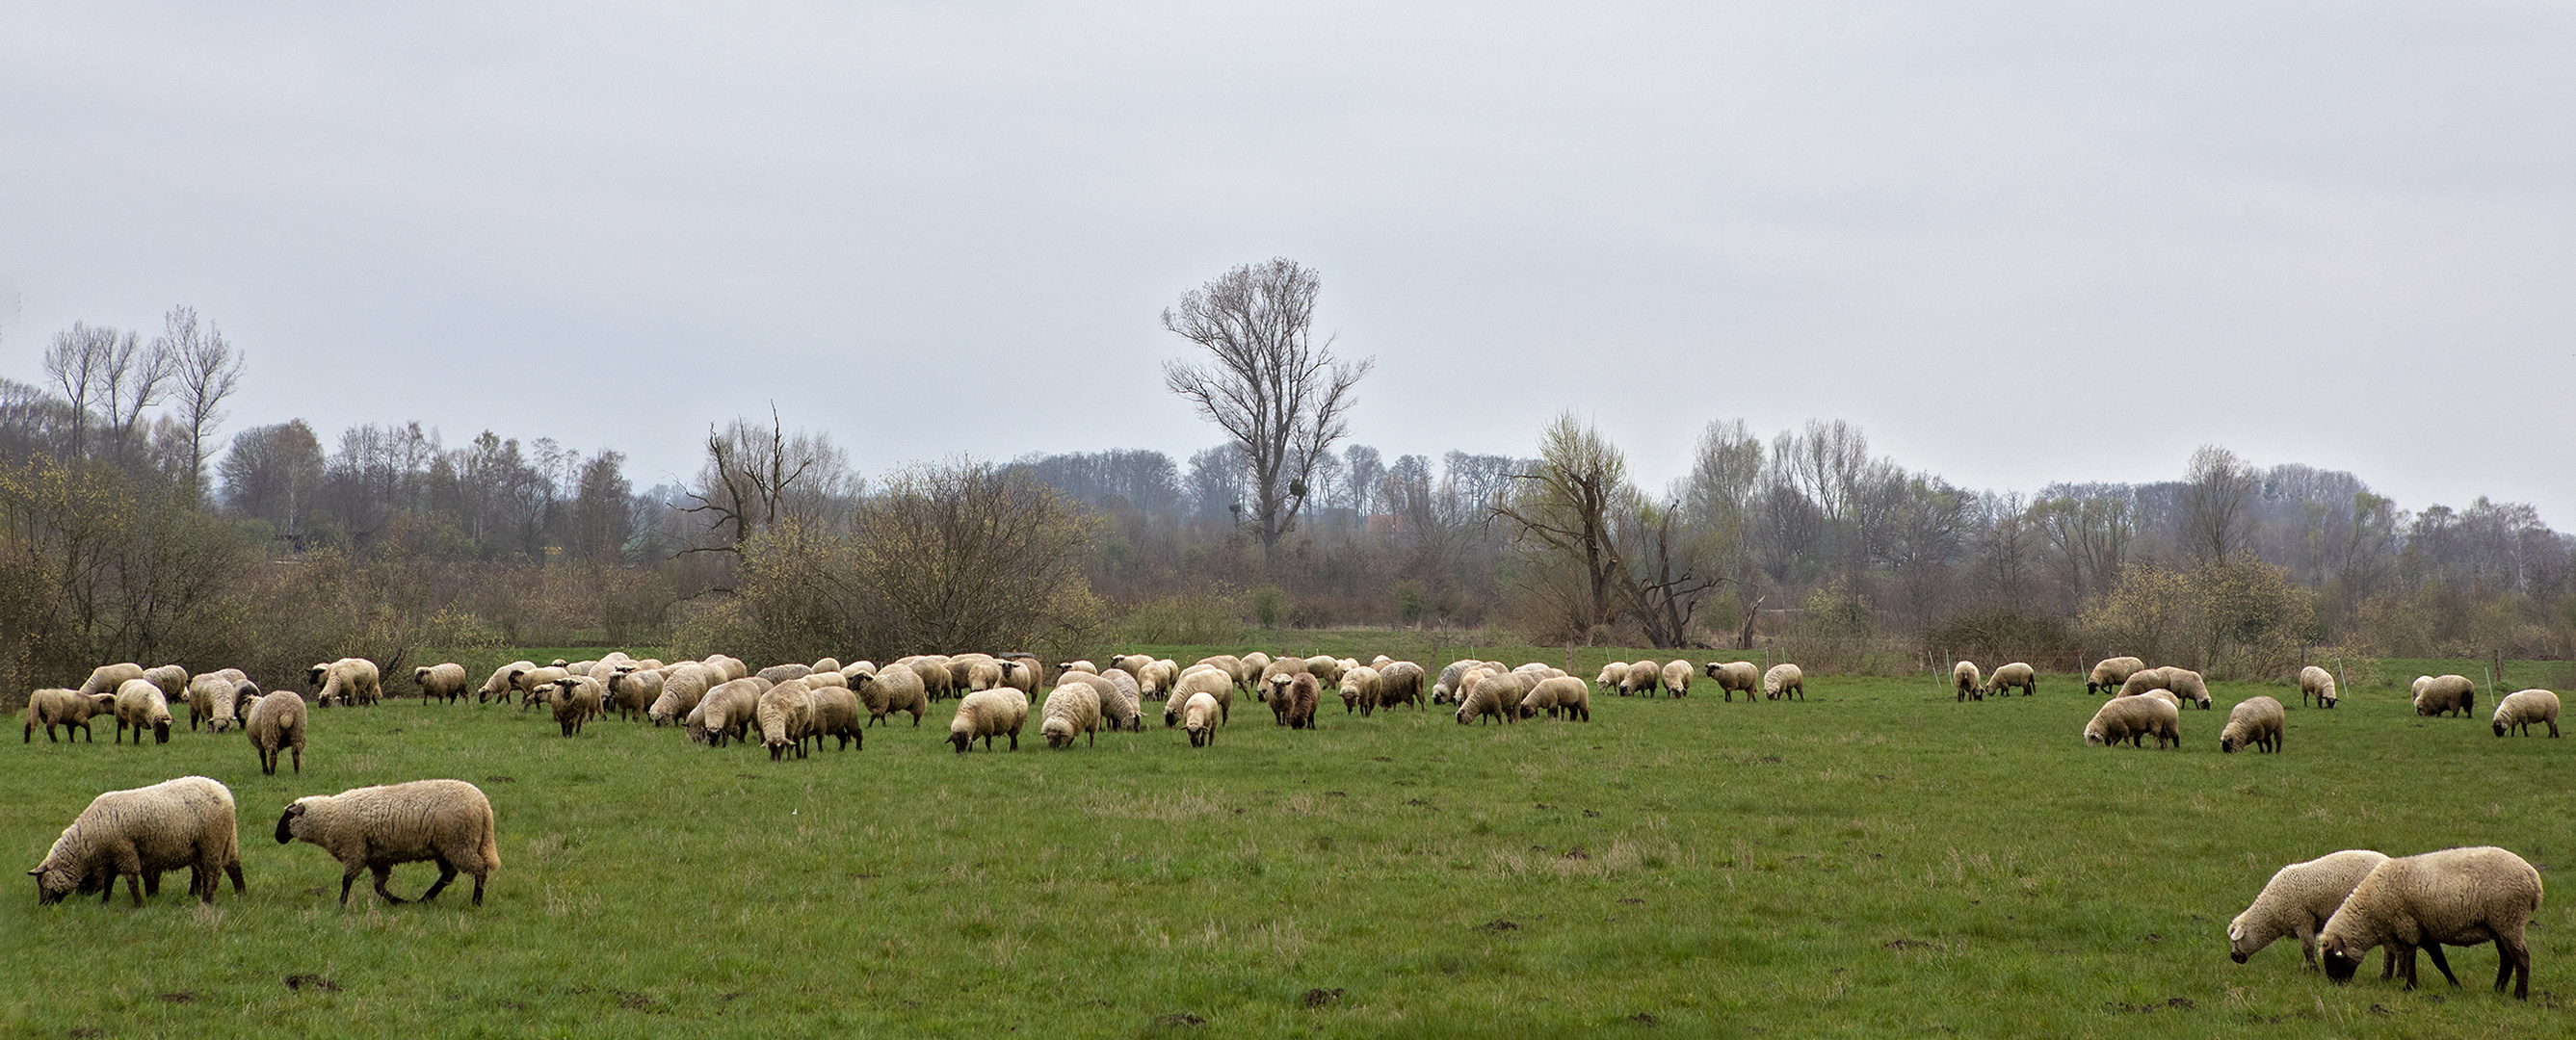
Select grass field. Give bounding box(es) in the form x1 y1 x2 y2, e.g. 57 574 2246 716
7 649 2571 1038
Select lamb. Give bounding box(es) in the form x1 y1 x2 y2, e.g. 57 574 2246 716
2228 849 2391 970
310 658 382 708
854 663 930 727
1456 673 1513 725
1338 665 1381 715
1285 673 1322 730
184 672 249 733
1041 681 1104 748
2319 845 2544 999
758 679 817 761
1165 665 1236 727
2087 656 2145 695
1763 663 1805 702
24 688 117 742
1953 662 1983 702
646 663 718 726
1182 691 1222 747
2220 695 2285 753
949 688 1029 753
114 679 173 744
1518 676 1591 721
479 661 536 704
28 776 243 906
2299 665 2339 709
2084 694 2178 748
1986 663 2037 697
2413 674 2477 718
691 677 771 746
2492 689 2562 738
274 779 502 907
414 663 469 705
806 684 864 751
1620 661 1661 697
608 667 664 721
549 675 605 737
242 689 307 775
1377 661 1426 711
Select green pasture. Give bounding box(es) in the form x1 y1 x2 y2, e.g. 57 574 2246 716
6 651 2570 1038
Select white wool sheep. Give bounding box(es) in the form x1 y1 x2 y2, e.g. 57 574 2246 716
758 679 818 761
1285 673 1323 730
1303 655 1346 686
647 663 718 726
756 663 813 685
2229 849 2391 970
1986 663 2037 697
1518 676 1591 721
2492 689 2561 738
2412 674 2477 718
514 666 568 711
1165 665 1235 728
2116 666 2171 699
703 654 749 682
413 663 469 705
1433 658 1491 704
479 661 536 705
1338 665 1381 715
114 679 173 745
2298 664 2339 709
1041 681 1104 749
899 656 955 700
1137 659 1180 697
854 664 930 727
691 677 770 746
28 776 243 906
1096 669 1145 732
310 658 382 708
1619 661 1661 698
609 667 665 721
2220 696 2285 753
806 684 863 752
992 656 1038 696
1055 659 1101 677
243 689 307 775
1183 691 1222 747
25 688 117 742
810 656 842 674
1762 663 1805 702
1457 673 1516 725
2084 694 2178 748
1953 662 1983 702
2088 656 2145 695
2134 688 2183 713
945 653 996 690
76 663 147 699
1193 654 1248 689
184 672 249 733
1596 663 1627 689
1699 661 1760 702
1105 653 1152 679
549 676 604 737
2160 668 2213 709
2319 845 2544 999
949 688 1028 753
275 779 501 907
1239 652 1273 682
1660 661 1693 698
1376 662 1426 711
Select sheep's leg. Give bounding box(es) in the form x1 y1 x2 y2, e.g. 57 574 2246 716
370 865 408 904
2296 923 2319 969
340 870 360 905
2421 942 2458 987
419 858 457 902
225 860 246 896
290 746 302 774
143 870 162 897
469 871 486 906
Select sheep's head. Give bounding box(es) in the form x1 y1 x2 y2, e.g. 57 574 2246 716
2495 720 2510 737
306 664 328 687
2319 941 2363 982
2220 734 2242 753
28 857 84 905
2084 728 2107 747
949 730 972 754
275 801 311 845
2225 919 2257 962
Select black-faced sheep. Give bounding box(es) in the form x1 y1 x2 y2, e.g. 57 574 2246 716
2298 665 2339 709
1659 661 1693 698
275 779 501 907
758 679 817 761
854 664 930 727
1376 661 1425 711
691 677 770 746
243 689 307 775
185 670 249 732
550 676 604 737
1619 661 1660 697
2220 695 2284 753
2412 674 2477 718
2088 656 2144 696
2319 845 2543 999
1456 673 1514 725
414 663 469 705
1518 676 1591 721
1985 663 2037 697
1165 665 1235 728
2493 689 2561 738
806 684 863 751
1700 661 1760 702
647 663 719 725
24 689 116 742
1953 662 1983 702
1183 691 1222 747
2229 849 2390 970
609 668 664 721
29 776 243 906
949 688 1028 753
113 679 172 744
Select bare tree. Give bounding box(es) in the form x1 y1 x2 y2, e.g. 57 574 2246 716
1494 412 1636 637
680 408 854 557
156 307 244 500
2179 445 2259 563
41 323 122 457
1162 258 1373 562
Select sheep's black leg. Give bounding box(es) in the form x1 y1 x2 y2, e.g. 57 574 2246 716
341 871 359 904
290 746 302 774
143 871 162 897
371 865 408 904
2422 942 2458 987
226 860 246 896
420 858 457 902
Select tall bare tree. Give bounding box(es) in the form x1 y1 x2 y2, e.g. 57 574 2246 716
156 306 244 500
2179 445 2259 563
1162 258 1373 562
680 408 854 557
1494 412 1636 637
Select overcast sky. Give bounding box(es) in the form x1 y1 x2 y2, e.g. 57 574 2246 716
5 3 2570 524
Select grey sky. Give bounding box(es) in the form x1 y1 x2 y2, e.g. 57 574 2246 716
5 3 2570 524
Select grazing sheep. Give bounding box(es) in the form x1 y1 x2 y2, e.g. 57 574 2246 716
274 779 501 907
2088 656 2145 695
1433 659 1492 704
758 680 817 761
1041 681 1104 749
413 663 469 705
28 776 243 906
1659 660 1693 698
2413 674 2478 718
756 663 813 685
945 653 997 690
1986 663 2037 697
2493 689 2562 738
114 680 173 744
2220 696 2285 753
1285 673 1322 730
1376 662 1426 711
549 676 605 737
2161 668 2213 709
806 684 863 751
1097 669 1145 732
1596 663 1627 689
1619 661 1661 698
184 671 246 732
1338 665 1381 715
2135 688 2184 713
2299 665 2339 709
1192 654 1246 687
1456 673 1513 725
2116 666 2170 699
1137 659 1180 698
2229 849 2392 970
2084 694 2178 748
1762 663 1805 702
24 688 117 742
949 688 1029 753
609 668 665 721
2319 845 2544 999
243 689 307 775
703 654 749 682
1692 661 1757 702
76 663 147 699
478 661 536 705
310 658 382 708
854 664 930 727
514 666 568 711
1953 662 1983 702
1165 666 1236 728
1303 656 1346 686
1238 652 1272 682
1183 691 1222 747
647 663 718 726
691 678 771 746
1519 676 1591 721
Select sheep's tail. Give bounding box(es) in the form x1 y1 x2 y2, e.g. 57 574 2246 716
480 805 503 870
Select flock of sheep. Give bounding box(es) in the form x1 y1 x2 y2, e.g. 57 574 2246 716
1937 654 2564 751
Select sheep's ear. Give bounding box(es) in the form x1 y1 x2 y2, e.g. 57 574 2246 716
25 868 39 876
2227 923 2245 942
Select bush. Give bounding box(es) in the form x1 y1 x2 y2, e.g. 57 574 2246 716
1121 589 1247 645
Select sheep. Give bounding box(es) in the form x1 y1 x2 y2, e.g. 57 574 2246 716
901 656 957 701
1596 663 1627 689
479 661 536 704
992 656 1039 697
2088 656 2145 695
1303 655 1346 686
1377 661 1426 711
1041 681 1104 749
2493 689 2561 738
758 679 817 761
691 677 771 747
114 679 173 744
1953 662 1983 702
609 667 664 721
853 664 930 727
756 663 813 685
1285 673 1323 730
514 666 568 711
274 779 502 907
1433 658 1490 704
28 776 243 906
1261 672 1297 726
76 663 147 699
703 654 749 682
2115 666 2169 699
946 653 998 690
647 663 718 726
2228 849 2392 970
1098 669 1146 732
810 656 842 674
1518 676 1592 721
182 672 248 733
2413 674 2477 718
1694 661 1758 702
1762 663 1805 702
549 675 605 737
1239 652 1273 684
1619 661 1661 697
310 658 382 708
1456 673 1513 725
1107 653 1153 679
2084 694 2178 748
1338 665 1381 715
2319 845 2544 999
1165 665 1236 728
243 689 307 775
1183 691 1222 747
24 688 117 742
949 688 1028 753
806 684 863 751
2161 668 2213 709
1137 659 1180 698
2220 695 2285 753
2299 665 2339 709
1660 661 1693 698
2134 688 2184 713
405 663 464 705
1986 663 2037 697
